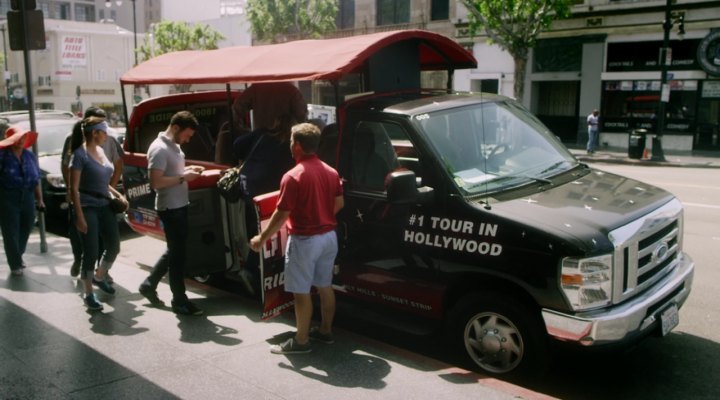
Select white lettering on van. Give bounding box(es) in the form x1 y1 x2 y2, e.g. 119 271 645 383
263 272 285 290
403 231 503 256
126 183 152 199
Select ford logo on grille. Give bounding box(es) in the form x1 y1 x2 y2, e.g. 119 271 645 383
652 242 670 263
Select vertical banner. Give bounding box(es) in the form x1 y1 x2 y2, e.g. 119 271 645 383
254 193 294 320
60 36 87 68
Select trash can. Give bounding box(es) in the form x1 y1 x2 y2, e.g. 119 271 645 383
628 129 647 159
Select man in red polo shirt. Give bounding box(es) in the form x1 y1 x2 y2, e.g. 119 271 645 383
250 122 344 354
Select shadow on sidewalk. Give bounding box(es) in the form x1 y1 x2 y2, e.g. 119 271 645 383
0 300 181 398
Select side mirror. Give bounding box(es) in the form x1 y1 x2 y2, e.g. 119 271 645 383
387 170 433 205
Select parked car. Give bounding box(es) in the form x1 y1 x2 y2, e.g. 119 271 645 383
0 110 123 222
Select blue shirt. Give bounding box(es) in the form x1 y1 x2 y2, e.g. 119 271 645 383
70 146 114 207
0 148 40 190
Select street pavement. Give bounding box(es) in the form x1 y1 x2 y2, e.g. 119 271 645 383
570 147 720 168
1 232 552 400
2 148 718 399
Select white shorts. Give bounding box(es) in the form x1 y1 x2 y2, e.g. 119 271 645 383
284 230 338 294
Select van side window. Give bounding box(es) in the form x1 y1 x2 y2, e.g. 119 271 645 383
351 121 417 191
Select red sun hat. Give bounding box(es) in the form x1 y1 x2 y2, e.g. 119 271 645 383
0 125 39 149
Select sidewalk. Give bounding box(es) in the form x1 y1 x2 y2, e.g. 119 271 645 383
569 147 720 168
0 232 554 400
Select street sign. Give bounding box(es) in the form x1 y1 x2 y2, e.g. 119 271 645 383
7 10 46 51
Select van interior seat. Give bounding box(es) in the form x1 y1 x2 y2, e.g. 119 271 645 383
352 123 397 190
318 123 338 166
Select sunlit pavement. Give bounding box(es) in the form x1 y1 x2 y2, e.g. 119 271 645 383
0 231 554 400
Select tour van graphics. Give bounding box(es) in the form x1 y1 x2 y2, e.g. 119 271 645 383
119 30 694 377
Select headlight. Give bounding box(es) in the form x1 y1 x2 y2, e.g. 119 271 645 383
45 173 66 189
561 254 613 311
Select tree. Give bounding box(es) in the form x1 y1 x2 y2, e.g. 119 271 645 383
246 0 338 43
137 21 225 92
460 0 572 100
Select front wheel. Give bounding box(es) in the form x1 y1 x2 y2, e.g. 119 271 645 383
448 293 549 378
193 274 213 284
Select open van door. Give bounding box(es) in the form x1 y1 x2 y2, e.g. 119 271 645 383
253 192 294 319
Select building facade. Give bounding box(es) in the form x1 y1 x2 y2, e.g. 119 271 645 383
325 0 720 152
0 0 251 120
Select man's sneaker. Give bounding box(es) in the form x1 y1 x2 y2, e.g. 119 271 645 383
270 337 311 355
10 269 23 277
171 301 203 316
70 261 80 277
309 327 335 344
138 284 165 306
92 277 116 294
84 293 104 311
105 273 114 285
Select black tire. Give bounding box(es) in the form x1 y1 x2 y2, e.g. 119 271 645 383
448 292 549 378
193 274 213 284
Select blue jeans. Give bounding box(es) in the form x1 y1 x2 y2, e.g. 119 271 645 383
0 187 35 270
69 207 105 267
587 128 598 152
78 205 120 279
144 206 189 303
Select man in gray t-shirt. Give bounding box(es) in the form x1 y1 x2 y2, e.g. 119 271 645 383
138 111 206 316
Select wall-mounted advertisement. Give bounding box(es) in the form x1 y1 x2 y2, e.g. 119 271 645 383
60 36 87 68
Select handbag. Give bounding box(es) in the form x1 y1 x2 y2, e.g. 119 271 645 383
109 195 129 214
80 189 128 214
217 165 244 202
217 134 263 203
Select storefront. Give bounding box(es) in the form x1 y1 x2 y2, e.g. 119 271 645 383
600 34 720 151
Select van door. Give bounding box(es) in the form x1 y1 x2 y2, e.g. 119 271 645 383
123 101 232 278
335 117 444 318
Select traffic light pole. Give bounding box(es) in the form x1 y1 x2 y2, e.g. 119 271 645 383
17 0 47 252
653 0 673 162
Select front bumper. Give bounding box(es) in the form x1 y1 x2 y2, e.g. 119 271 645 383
542 251 694 346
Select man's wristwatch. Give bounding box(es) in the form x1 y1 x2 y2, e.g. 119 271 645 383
179 175 185 184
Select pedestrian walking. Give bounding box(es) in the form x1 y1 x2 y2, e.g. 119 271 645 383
250 122 344 354
138 111 206 316
62 107 123 279
0 123 44 277
587 109 600 154
69 116 126 310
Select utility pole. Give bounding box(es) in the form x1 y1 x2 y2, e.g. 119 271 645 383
0 25 9 111
654 0 682 162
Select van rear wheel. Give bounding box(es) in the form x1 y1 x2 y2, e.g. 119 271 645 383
448 293 548 378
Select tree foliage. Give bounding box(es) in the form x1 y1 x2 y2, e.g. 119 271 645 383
138 20 225 62
246 0 338 43
460 0 572 100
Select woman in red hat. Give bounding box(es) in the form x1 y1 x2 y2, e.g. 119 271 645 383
0 123 44 276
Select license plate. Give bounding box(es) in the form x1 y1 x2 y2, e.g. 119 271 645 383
660 304 679 336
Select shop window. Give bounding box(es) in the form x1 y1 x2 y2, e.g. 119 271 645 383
601 80 697 133
337 0 355 29
431 0 449 21
376 0 409 26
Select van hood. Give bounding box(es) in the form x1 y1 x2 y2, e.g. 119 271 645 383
485 168 676 251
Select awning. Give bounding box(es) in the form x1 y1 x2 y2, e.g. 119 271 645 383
120 29 477 85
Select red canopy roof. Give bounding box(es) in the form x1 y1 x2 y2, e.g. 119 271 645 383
120 30 476 85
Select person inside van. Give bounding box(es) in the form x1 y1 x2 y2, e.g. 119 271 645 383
232 114 296 287
231 82 307 132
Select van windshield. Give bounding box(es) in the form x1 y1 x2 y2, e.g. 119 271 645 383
415 100 577 195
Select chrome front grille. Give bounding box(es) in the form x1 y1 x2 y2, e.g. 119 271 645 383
609 199 684 304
